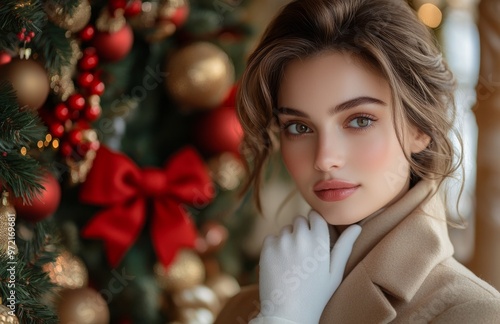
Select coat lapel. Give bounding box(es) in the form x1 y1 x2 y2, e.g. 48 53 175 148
321 180 455 322
320 263 397 323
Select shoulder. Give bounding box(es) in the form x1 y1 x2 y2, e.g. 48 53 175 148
405 257 500 323
431 298 500 323
215 284 260 324
437 258 500 298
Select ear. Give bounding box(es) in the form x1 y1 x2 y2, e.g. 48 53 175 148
408 126 431 154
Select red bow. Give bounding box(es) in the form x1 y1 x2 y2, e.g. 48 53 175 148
79 145 214 268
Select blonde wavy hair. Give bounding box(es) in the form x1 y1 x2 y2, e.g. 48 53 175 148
237 0 462 212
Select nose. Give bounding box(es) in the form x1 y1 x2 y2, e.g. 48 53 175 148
313 133 345 172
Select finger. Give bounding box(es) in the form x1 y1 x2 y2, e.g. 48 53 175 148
279 224 293 237
308 210 329 237
293 215 309 235
329 224 362 281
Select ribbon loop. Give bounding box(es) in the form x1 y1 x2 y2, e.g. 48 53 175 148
79 145 214 268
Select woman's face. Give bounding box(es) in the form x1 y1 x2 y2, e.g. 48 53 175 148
277 52 428 225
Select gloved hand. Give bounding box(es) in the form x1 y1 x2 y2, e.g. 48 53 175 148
250 210 362 324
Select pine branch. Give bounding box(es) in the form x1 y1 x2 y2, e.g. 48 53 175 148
33 22 73 74
0 221 60 324
0 82 46 150
0 0 46 34
0 0 46 53
17 219 60 267
0 259 60 324
0 81 46 203
0 153 45 204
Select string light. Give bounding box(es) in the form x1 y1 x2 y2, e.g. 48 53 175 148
20 147 27 156
418 3 443 28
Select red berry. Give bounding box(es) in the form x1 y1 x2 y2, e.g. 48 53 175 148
124 0 142 17
49 123 65 138
21 28 26 33
60 142 73 157
68 130 83 146
77 72 95 88
75 142 91 156
25 36 31 42
70 110 81 121
17 32 25 41
109 0 127 12
80 25 95 42
89 80 105 96
79 50 99 70
54 103 70 121
84 104 102 121
83 47 97 55
28 31 35 38
67 94 86 111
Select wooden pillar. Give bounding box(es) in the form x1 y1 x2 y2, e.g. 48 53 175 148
469 0 500 289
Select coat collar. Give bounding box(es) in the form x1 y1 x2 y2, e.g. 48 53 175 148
321 180 455 323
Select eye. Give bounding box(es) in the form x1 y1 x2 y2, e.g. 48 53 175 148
347 117 373 128
286 123 311 135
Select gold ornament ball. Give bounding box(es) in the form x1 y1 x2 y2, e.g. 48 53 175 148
56 287 109 324
165 42 235 110
177 307 214 324
205 273 241 305
0 59 50 110
46 0 92 33
43 250 88 289
0 192 16 255
154 249 205 292
207 153 245 191
0 304 19 324
172 285 221 316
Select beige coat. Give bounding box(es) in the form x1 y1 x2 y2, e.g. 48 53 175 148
215 181 500 323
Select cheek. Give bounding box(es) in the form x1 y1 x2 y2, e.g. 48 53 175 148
356 137 393 171
280 141 312 179
353 133 404 172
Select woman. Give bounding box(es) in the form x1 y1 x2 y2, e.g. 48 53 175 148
216 0 500 322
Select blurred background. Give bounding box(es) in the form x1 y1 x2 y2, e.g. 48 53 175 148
0 0 498 323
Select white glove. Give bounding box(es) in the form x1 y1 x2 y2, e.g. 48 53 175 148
250 210 362 324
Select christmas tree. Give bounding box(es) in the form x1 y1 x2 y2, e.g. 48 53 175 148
0 0 269 323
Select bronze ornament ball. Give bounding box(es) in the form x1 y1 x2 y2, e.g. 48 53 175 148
0 58 50 110
45 0 92 33
56 287 110 324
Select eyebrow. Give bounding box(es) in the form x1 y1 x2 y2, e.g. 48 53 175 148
276 96 387 117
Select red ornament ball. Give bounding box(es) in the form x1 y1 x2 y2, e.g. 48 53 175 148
15 172 61 222
92 24 134 62
192 106 243 157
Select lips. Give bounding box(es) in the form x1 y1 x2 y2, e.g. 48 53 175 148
313 179 360 202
